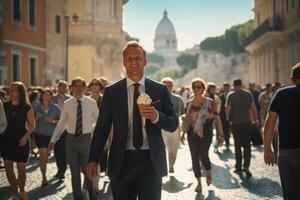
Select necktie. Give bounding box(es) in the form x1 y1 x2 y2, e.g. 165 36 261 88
133 83 143 149
75 100 82 137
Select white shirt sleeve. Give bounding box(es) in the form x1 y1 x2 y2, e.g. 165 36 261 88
50 103 68 143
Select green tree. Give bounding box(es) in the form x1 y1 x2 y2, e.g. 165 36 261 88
146 53 164 66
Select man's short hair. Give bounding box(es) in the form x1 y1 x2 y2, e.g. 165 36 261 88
233 79 242 87
71 77 86 87
291 63 300 80
57 80 68 87
122 41 146 58
161 77 174 84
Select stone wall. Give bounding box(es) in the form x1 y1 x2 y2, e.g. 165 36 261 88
175 53 250 87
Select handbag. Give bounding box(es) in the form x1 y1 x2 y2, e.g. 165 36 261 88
251 124 263 146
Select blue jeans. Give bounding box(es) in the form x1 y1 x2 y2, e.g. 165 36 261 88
278 148 300 200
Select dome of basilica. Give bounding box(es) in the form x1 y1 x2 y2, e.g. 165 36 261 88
155 10 177 40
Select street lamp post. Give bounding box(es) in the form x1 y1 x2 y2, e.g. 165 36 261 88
65 13 79 82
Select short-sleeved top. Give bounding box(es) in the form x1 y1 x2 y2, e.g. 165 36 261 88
226 89 254 125
3 101 31 140
268 84 300 149
34 102 61 136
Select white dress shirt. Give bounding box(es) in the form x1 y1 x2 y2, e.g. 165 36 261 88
126 75 159 150
50 95 99 143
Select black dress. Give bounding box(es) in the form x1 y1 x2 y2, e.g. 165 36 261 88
2 101 31 162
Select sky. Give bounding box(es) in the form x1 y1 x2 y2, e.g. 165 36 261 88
123 0 254 52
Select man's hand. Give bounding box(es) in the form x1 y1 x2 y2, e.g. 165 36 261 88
264 150 275 166
87 162 98 181
138 104 157 121
48 142 55 151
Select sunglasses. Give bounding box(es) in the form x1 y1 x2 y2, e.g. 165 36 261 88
192 85 203 90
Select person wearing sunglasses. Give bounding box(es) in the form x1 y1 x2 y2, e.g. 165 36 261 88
181 78 224 193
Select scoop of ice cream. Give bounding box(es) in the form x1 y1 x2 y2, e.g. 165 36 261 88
137 93 152 105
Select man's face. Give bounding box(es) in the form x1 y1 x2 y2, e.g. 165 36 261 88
163 81 173 93
123 46 147 79
58 84 67 94
71 81 85 97
224 85 230 92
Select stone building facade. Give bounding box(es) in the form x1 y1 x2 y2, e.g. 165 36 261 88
67 0 129 82
246 0 300 85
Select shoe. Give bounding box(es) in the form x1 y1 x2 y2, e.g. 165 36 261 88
41 181 48 187
169 166 174 173
54 173 65 180
243 168 252 178
19 192 28 200
194 184 202 193
206 170 212 186
233 169 243 176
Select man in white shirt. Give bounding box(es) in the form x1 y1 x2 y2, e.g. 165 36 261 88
161 77 184 173
49 77 99 200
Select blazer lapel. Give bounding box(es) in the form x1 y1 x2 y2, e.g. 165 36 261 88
119 79 129 135
145 78 153 131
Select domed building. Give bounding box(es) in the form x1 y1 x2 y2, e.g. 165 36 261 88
154 10 178 67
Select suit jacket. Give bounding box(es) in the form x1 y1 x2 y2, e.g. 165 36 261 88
89 78 178 181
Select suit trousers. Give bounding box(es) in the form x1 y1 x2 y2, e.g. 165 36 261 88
231 122 252 170
111 150 162 200
66 133 93 200
54 130 67 176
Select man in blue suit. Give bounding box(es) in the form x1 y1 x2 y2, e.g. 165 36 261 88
87 41 178 200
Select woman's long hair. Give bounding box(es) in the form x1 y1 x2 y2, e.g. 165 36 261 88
10 82 30 107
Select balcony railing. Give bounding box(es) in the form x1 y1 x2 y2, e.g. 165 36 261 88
245 14 283 46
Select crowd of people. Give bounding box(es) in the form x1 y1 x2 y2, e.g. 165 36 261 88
0 41 299 200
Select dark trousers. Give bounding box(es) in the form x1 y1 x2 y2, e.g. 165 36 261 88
231 122 252 170
54 131 67 176
221 118 230 147
278 148 300 200
111 150 162 200
187 130 212 177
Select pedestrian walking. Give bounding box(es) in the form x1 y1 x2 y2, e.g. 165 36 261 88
34 89 60 186
161 77 185 173
225 79 258 177
51 80 71 180
219 82 231 150
87 41 178 200
2 82 35 200
49 77 99 200
264 63 300 200
182 78 224 193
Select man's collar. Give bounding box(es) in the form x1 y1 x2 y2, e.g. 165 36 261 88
126 75 145 88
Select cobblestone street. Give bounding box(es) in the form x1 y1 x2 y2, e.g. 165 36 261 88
0 140 283 200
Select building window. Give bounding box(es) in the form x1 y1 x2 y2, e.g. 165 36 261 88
12 54 21 81
29 0 35 27
55 15 61 33
30 57 37 85
12 0 21 23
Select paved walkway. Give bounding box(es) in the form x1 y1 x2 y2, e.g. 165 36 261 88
0 139 283 200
